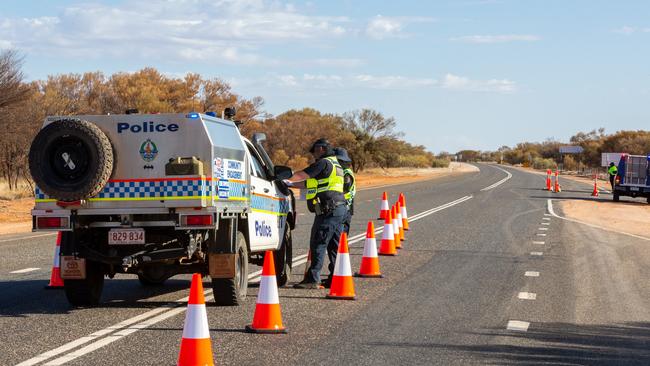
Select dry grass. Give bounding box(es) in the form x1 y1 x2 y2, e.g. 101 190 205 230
0 179 33 200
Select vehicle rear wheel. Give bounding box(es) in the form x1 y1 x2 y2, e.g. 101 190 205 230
29 119 114 201
275 228 293 287
613 192 620 202
212 232 248 306
64 260 104 307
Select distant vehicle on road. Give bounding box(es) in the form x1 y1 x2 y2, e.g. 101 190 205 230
613 154 650 203
28 110 296 307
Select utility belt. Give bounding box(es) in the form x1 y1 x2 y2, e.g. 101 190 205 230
309 197 346 216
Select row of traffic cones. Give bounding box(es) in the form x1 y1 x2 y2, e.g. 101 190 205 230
545 169 562 193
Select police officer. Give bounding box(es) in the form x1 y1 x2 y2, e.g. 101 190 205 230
608 162 618 190
284 138 347 289
333 147 355 234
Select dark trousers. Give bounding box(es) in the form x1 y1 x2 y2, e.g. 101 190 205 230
306 205 347 284
609 175 615 190
342 209 352 234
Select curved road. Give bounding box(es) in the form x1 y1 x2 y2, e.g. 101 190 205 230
1 164 649 365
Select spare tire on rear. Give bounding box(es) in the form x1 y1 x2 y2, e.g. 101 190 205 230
29 119 114 201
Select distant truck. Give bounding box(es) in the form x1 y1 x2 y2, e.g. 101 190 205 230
28 110 296 307
613 154 650 203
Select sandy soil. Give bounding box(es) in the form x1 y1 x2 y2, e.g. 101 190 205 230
559 199 650 239
0 163 478 236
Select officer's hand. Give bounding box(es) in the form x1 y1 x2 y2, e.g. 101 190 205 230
282 179 294 187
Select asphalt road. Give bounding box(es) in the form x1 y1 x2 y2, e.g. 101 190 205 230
2 164 649 365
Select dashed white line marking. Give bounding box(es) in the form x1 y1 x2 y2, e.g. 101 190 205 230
530 251 543 257
10 267 41 274
542 217 551 221
525 271 540 277
532 241 545 245
538 227 548 231
543 214 551 217
507 320 530 332
537 233 547 237
518 292 537 300
541 222 550 226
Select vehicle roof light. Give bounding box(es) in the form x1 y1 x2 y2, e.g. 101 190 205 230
186 112 200 119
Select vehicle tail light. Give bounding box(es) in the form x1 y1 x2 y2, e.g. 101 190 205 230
183 215 213 226
37 216 69 229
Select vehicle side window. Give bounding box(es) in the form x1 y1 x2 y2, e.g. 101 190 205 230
247 145 267 179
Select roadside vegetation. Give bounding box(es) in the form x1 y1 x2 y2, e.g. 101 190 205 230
456 129 650 170
0 49 448 194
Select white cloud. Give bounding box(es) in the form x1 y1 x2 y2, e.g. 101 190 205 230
0 39 12 48
613 26 636 35
365 15 434 40
354 74 437 89
0 1 350 65
441 73 516 93
451 34 541 44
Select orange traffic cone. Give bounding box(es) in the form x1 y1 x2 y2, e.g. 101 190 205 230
355 222 383 278
45 232 64 289
591 181 599 197
246 251 287 333
546 169 552 191
399 193 409 230
392 206 402 249
554 170 561 193
378 209 397 256
396 201 405 241
379 192 390 220
326 232 356 300
178 274 214 366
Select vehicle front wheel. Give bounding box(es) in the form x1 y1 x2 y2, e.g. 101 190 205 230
64 260 104 307
212 232 248 306
274 228 293 287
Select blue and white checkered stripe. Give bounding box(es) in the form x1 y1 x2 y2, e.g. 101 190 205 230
36 179 207 200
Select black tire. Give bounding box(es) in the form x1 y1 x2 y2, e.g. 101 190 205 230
613 192 620 202
63 260 105 307
275 228 293 287
137 266 170 286
29 119 114 201
212 232 248 306
646 197 650 204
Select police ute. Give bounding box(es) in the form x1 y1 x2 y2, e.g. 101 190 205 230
613 154 650 203
28 110 296 306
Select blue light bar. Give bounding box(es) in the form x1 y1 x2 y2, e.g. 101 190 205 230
186 112 200 119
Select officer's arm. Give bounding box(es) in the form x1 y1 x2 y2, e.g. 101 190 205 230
287 171 310 183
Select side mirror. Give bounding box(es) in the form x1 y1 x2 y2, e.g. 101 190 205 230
274 165 293 180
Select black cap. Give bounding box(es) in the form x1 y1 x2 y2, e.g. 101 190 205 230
333 147 352 163
609 162 615 166
309 138 331 153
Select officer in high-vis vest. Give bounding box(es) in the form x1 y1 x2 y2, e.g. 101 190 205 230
608 162 618 190
284 138 347 289
334 147 355 234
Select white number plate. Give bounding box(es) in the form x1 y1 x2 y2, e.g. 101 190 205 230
108 229 145 245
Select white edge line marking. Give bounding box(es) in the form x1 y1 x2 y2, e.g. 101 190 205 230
480 166 512 191
0 232 57 244
10 267 41 274
525 271 539 277
507 320 530 332
547 199 650 242
21 195 474 366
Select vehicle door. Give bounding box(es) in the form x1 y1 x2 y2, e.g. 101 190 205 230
245 143 281 251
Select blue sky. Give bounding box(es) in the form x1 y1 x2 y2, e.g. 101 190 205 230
1 0 649 153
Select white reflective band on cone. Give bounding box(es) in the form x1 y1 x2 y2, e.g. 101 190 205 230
53 246 60 267
382 223 394 239
256 276 280 304
393 218 399 234
363 238 378 258
333 253 352 276
381 200 389 210
181 304 210 339
401 207 408 219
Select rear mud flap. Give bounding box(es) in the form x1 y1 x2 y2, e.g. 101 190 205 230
208 253 236 278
